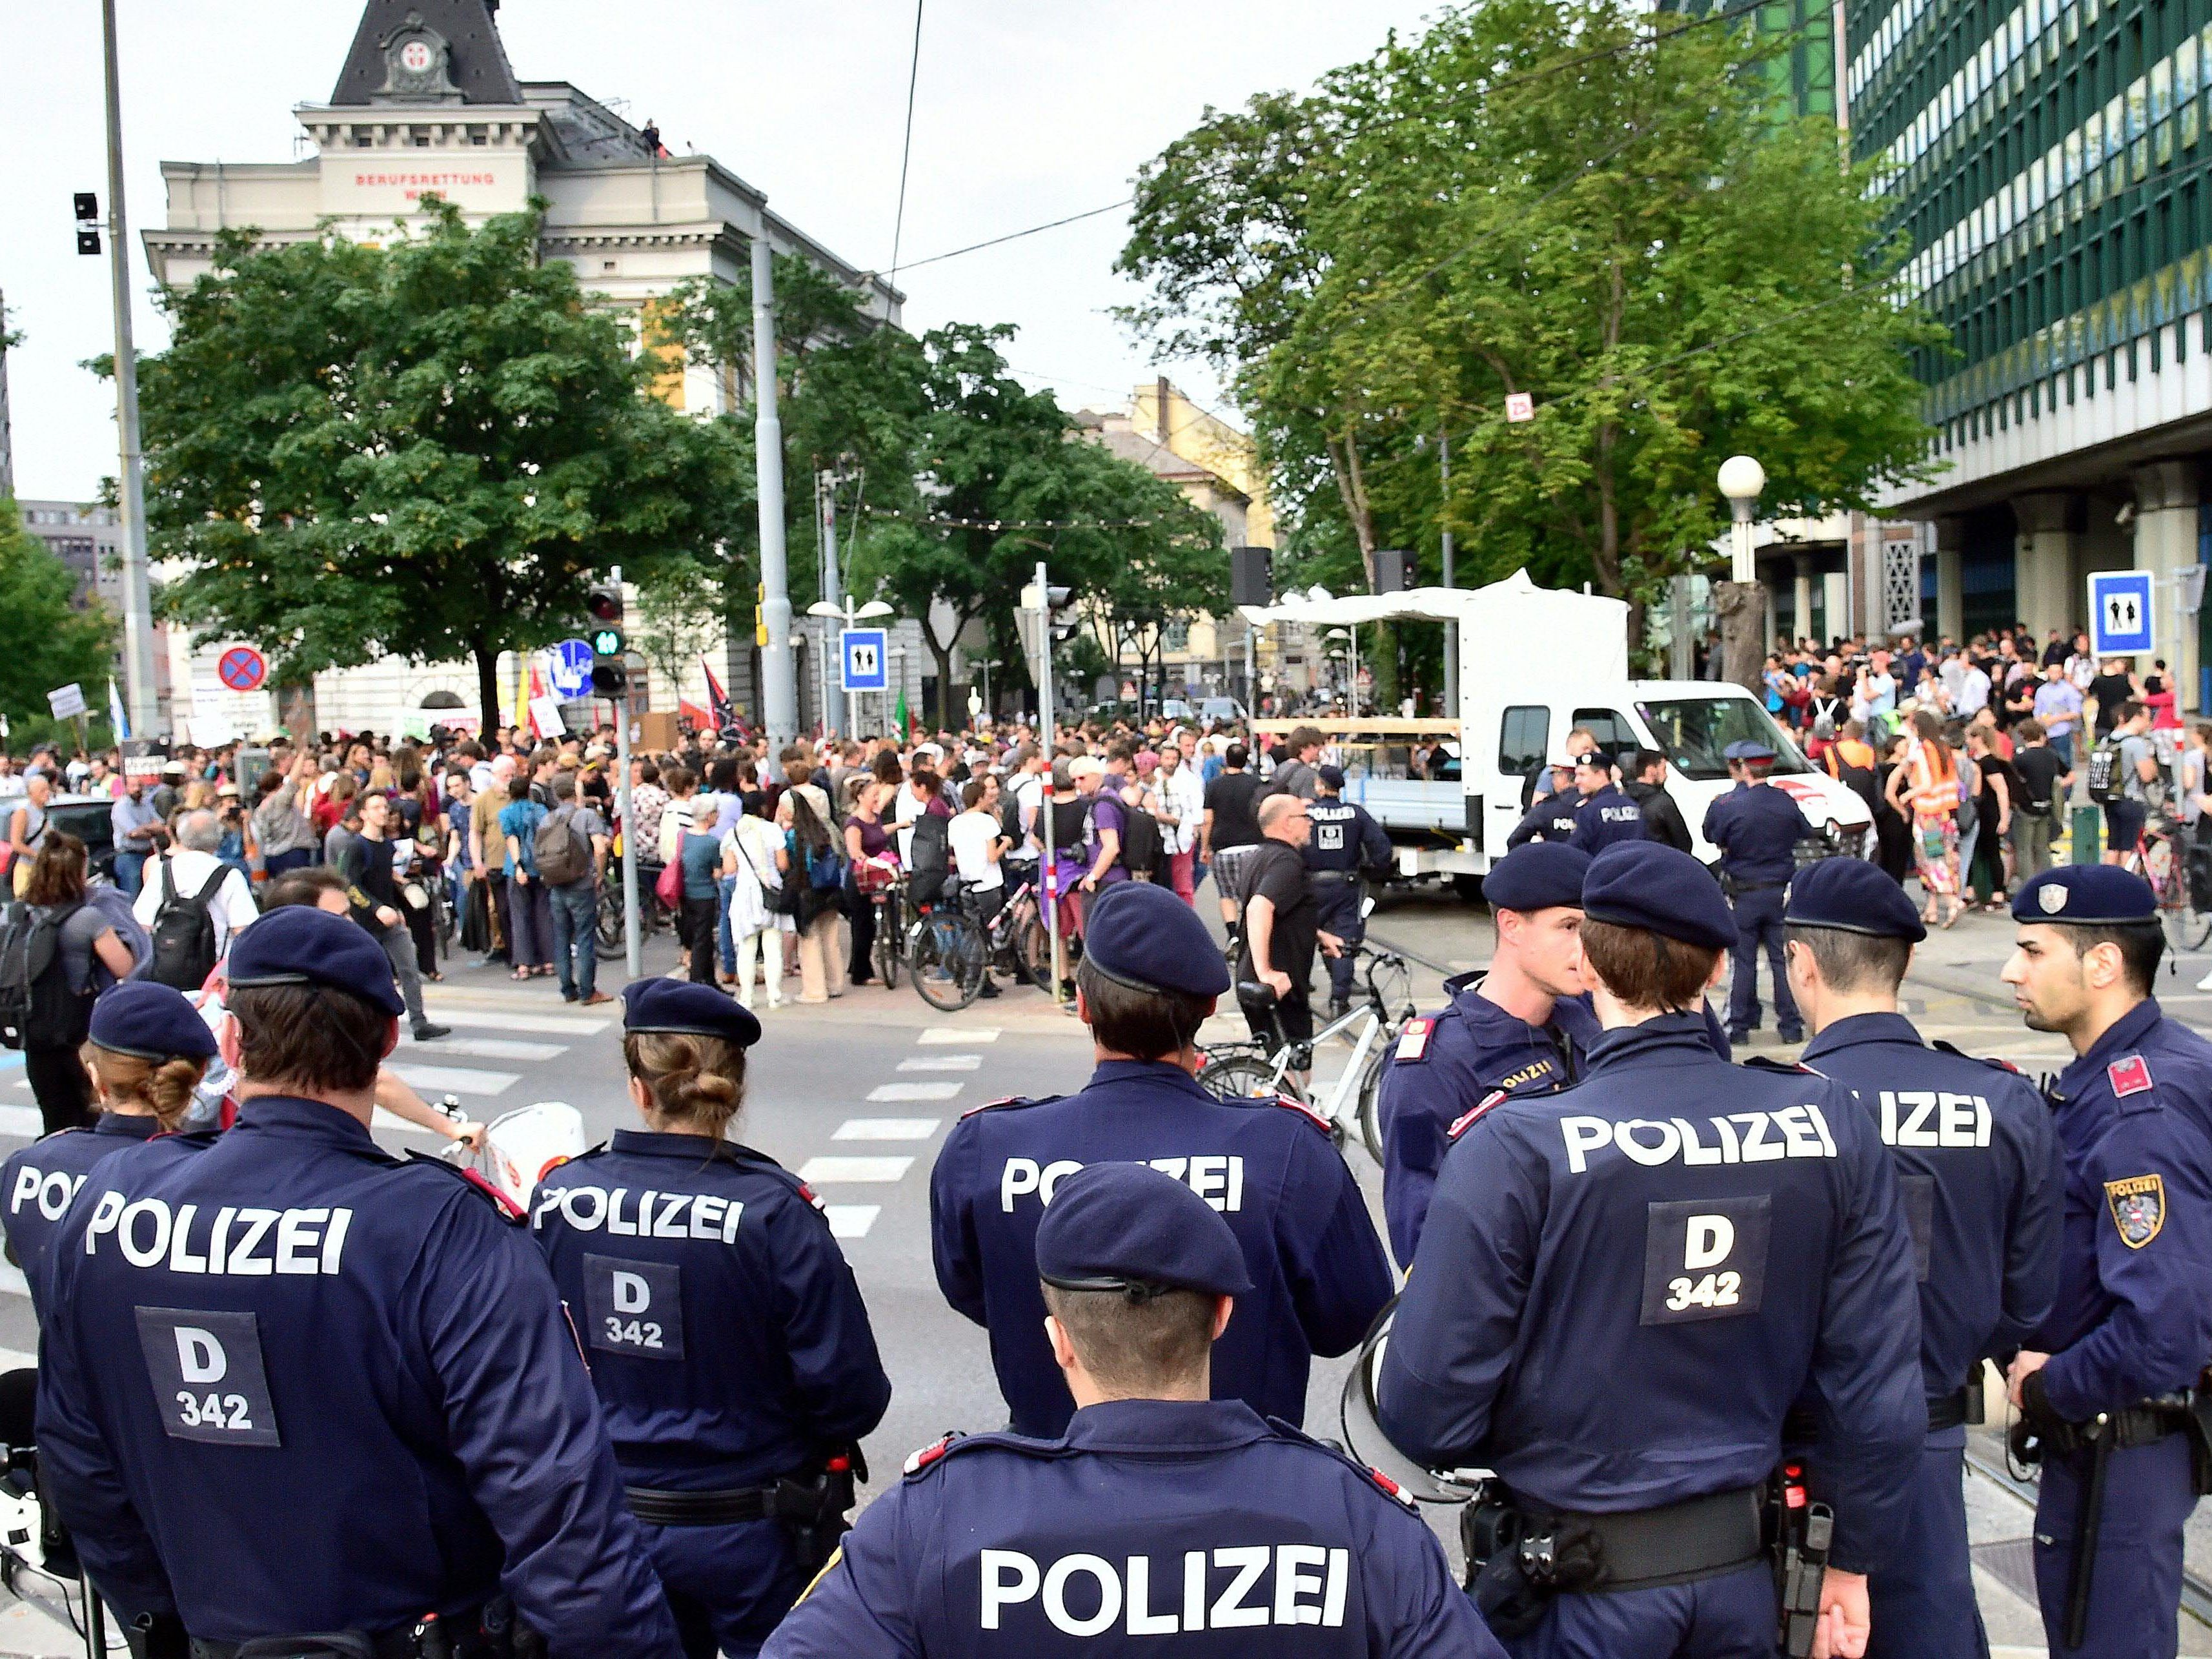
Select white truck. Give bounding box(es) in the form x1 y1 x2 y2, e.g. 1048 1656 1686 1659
1241 572 1871 892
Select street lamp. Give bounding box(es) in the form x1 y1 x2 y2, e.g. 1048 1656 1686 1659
1718 455 1766 584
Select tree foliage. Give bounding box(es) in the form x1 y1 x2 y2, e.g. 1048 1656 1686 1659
0 500 120 740
134 200 746 722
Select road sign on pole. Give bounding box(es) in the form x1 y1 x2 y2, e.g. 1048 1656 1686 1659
547 639 594 698
216 646 267 693
2089 571 2155 656
842 628 888 692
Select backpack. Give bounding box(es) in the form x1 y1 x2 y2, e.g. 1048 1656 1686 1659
906 811 951 906
2085 736 2126 804
806 839 847 893
146 858 231 992
1115 794 1162 880
532 804 593 886
0 901 94 1051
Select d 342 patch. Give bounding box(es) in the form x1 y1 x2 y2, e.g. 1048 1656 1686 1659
2105 1174 2166 1249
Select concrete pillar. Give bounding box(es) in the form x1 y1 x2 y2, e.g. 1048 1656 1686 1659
1792 554 1816 647
1934 517 1965 642
2011 491 2079 642
2132 460 2201 709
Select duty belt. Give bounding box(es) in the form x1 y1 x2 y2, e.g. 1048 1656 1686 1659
2026 1397 2191 1459
624 1484 777 1527
178 1608 495 1659
1514 1483 1765 1592
1787 1387 1980 1442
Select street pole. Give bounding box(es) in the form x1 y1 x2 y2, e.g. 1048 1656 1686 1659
611 564 641 978
843 596 859 740
101 0 157 740
1032 562 1066 1004
750 236 797 753
1439 427 1457 714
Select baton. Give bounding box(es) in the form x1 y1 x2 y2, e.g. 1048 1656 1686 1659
2064 1413 2113 1650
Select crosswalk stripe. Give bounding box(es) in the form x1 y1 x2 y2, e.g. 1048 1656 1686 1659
370 1108 441 1138
866 1082 962 1103
918 1028 999 1045
833 1119 941 1141
414 1010 613 1037
0 1106 42 1141
0 1263 28 1300
825 1205 879 1239
0 1347 32 1371
898 1055 981 1072
798 1155 914 1185
403 1037 568 1062
385 1063 519 1098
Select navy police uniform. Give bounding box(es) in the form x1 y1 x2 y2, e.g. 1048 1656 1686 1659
1700 742 1816 1043
35 907 682 1657
1304 768 1394 1010
1506 779 1581 849
1567 758 1647 855
1787 860 2064 1658
534 981 892 1659
2011 868 2212 1659
769 1164 1505 1659
930 884 1394 1436
1379 843 1924 1658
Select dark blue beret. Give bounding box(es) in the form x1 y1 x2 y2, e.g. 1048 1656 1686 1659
1581 842 1737 950
1081 881 1231 999
621 979 763 1048
1316 765 1347 791
1724 740 1778 764
2014 866 2157 926
226 906 405 1018
1785 857 1927 942
90 981 218 1063
1035 1163 1253 1299
1484 842 1592 914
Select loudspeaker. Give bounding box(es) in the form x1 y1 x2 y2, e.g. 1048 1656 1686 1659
1373 549 1411 594
1230 546 1273 607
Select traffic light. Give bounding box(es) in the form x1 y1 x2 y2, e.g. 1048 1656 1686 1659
585 582 626 695
585 582 622 624
589 626 624 656
74 193 100 256
1045 585 1079 645
591 660 628 697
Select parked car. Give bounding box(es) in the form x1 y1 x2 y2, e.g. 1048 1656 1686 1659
42 794 121 882
1198 697 1248 726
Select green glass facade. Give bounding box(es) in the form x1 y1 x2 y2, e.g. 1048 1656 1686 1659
1847 0 2212 435
1681 0 1840 116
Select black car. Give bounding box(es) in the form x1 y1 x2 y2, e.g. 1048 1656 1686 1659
41 795 121 881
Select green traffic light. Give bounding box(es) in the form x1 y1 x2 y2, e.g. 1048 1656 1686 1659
591 627 624 655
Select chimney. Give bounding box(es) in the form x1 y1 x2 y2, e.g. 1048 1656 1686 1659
1156 376 1170 444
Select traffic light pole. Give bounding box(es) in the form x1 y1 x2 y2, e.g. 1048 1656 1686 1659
611 565 641 979
101 0 158 740
751 236 798 753
1031 561 1066 1004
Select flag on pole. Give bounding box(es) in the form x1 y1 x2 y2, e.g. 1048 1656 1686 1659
678 697 715 731
894 687 909 735
700 655 733 729
107 678 130 742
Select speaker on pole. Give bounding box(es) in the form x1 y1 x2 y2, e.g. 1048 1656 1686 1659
1373 549 1410 594
1230 545 1273 607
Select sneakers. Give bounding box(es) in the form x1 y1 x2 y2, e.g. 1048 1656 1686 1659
578 992 613 1007
412 1023 452 1042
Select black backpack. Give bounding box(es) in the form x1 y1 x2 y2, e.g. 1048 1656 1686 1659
1114 793 1163 880
907 811 952 907
147 857 231 991
2085 736 2126 805
0 901 94 1051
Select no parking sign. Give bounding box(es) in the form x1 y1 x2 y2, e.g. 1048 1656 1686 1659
218 646 268 693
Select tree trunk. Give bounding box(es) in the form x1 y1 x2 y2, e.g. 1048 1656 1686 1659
1714 581 1767 696
471 636 502 737
1325 427 1380 590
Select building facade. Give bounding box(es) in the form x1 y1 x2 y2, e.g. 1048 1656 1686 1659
139 0 898 741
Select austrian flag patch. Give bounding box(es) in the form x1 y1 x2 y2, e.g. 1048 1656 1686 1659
2105 1174 2166 1249
2108 1055 2154 1097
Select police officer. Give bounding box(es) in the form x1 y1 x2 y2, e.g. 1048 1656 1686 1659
1701 738 1817 1045
1378 841 1923 1658
2 982 218 1320
1506 755 1581 848
1783 857 2063 1658
1567 752 1645 853
36 904 682 1657
930 880 1393 1438
1998 866 2212 1659
1375 842 1598 1266
769 1162 1505 1658
1305 764 1394 1019
533 979 891 1659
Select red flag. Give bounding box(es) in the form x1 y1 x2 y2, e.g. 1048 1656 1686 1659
700 655 733 728
678 697 713 731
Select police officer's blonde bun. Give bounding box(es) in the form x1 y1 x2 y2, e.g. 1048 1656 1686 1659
622 1032 746 1140
88 1050 207 1132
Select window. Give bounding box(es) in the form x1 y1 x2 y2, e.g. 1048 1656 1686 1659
1635 698 1812 782
1497 706 1550 780
1569 707 1641 757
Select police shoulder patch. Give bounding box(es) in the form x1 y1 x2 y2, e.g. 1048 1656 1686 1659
959 1094 1057 1119
1366 1467 1419 1509
1740 1055 1814 1075
1263 1094 1334 1135
1448 1090 1512 1142
2105 1173 2166 1248
1394 1018 1434 1064
404 1152 525 1223
1932 1039 2023 1074
902 1431 960 1476
2108 1055 2155 1099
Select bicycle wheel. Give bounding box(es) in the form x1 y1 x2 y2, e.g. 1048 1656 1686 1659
874 897 904 990
1196 1054 1283 1103
594 887 624 961
909 912 982 1012
1011 911 1055 992
1355 1046 1388 1164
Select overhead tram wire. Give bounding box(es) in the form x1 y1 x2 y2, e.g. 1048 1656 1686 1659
880 200 1136 278
887 0 926 281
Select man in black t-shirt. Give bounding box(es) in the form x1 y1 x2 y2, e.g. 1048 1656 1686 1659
1236 793 1340 1053
1201 743 1267 925
2087 657 2139 737
2008 717 2070 879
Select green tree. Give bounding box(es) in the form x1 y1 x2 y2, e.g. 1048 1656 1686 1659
0 500 120 742
132 199 746 723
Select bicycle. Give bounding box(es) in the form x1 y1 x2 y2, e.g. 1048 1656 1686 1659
907 876 1054 1012
2138 813 2212 954
1195 948 1414 1162
594 861 675 961
853 864 905 991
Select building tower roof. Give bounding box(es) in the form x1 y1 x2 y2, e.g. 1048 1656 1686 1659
329 1 522 107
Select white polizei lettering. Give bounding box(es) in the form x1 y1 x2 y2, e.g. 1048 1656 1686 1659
174 1327 226 1384
1043 1555 1121 1636
980 1549 1040 1629
1562 1108 1841 1172
276 1208 329 1274
9 1167 37 1214
227 1208 278 1275
1001 1159 1042 1209
539 1186 743 1245
1732 1112 1783 1162
648 1193 682 1238
167 1204 208 1274
1616 1119 1682 1166
690 1195 725 1239
1563 1116 1613 1174
1124 1556 1177 1635
320 1208 352 1272
1808 1102 1838 1157
1188 1156 1226 1209
208 1207 234 1270
1228 1156 1244 1210
1183 1551 1206 1632
1273 1544 1329 1625
1879 1090 1989 1150
1773 1106 1825 1160
532 1188 562 1228
1710 1115 1743 1161
562 1187 607 1230
1148 1157 1188 1183
1001 1157 1246 1212
117 1200 171 1268
1685 1215 1736 1270
1212 1547 1270 1629
1321 1548 1349 1625
1673 1119 1723 1166
83 1190 125 1253
1037 1161 1082 1205
605 1189 634 1236
723 1199 744 1243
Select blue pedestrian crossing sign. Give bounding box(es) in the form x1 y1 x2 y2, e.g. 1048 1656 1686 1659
547 638 594 698
2089 571 2155 656
842 627 888 692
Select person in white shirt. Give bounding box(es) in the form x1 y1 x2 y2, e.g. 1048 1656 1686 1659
947 776 1010 1000
1155 744 1206 906
131 809 260 961
719 798 787 1011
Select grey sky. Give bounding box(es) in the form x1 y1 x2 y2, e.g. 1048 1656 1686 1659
1 1 1440 501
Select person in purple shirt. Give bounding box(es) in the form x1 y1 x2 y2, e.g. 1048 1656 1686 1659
1071 755 1130 913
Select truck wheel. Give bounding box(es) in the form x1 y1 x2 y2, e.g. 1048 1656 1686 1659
1452 874 1485 903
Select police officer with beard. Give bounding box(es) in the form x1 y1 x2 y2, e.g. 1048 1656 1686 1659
1379 841 1922 1659
930 880 1393 1438
1999 866 2212 1659
1783 858 2062 1658
533 980 891 1659
1304 765 1393 1020
769 1163 1506 1659
36 905 681 1658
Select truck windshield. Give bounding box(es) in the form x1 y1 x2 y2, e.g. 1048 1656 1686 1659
1634 697 1810 781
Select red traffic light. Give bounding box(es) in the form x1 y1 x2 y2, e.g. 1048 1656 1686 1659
586 584 622 624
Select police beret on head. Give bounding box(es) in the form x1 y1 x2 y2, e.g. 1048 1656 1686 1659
2013 866 2157 926
1035 1162 1254 1299
1784 857 1927 942
1316 764 1346 791
88 981 218 1064
620 979 763 1048
1581 842 1738 950
225 906 405 1019
1723 740 1778 764
1573 750 1611 771
1483 842 1592 914
1081 882 1232 999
